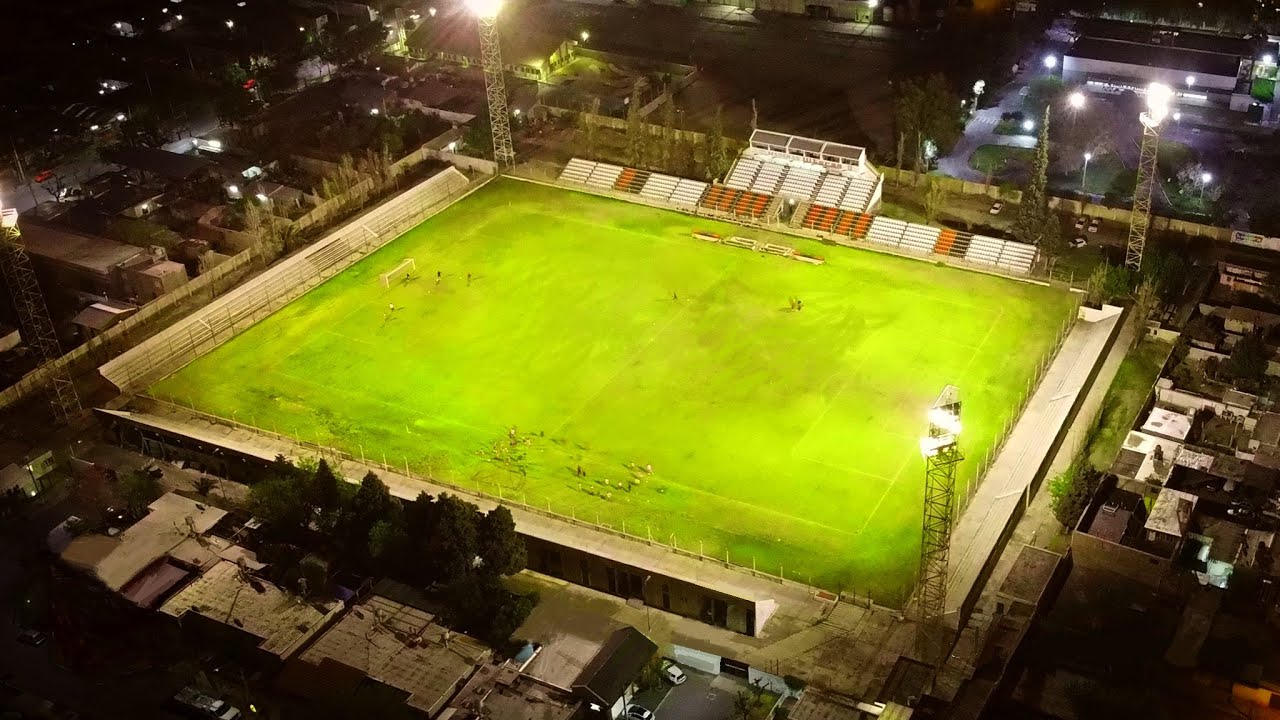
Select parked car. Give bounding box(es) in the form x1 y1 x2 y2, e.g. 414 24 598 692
625 705 655 720
15 629 47 647
1070 237 1087 248
1074 216 1088 230
1088 217 1101 233
989 201 1004 215
172 687 241 720
662 661 687 685
33 170 53 183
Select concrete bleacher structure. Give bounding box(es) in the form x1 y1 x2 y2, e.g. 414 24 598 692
556 156 1037 275
558 160 709 210
738 130 884 215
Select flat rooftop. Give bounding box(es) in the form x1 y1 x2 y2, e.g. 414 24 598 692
60 492 226 591
17 220 143 276
1075 18 1257 57
297 594 489 715
159 559 339 659
1067 36 1243 78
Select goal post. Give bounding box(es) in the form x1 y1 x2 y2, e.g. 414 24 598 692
380 258 416 287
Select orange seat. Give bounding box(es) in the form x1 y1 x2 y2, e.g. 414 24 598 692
834 211 856 235
614 168 637 192
934 228 957 255
852 214 872 238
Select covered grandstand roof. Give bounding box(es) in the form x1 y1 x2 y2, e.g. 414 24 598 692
748 129 866 167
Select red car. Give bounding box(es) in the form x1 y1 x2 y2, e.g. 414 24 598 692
33 169 53 183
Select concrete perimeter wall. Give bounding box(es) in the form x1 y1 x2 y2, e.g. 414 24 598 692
99 168 475 393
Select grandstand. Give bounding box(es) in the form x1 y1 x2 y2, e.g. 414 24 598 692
559 158 708 210
555 137 1036 275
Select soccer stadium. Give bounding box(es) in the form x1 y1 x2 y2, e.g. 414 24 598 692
143 162 1076 605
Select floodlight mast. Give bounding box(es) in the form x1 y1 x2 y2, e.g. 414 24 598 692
917 385 962 623
466 0 515 168
1126 83 1171 271
0 203 81 423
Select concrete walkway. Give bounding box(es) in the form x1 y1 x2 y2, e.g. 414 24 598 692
936 68 1040 183
944 305 1122 621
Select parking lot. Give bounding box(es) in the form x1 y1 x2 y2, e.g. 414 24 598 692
647 666 756 720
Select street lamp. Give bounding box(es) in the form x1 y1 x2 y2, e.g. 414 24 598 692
225 19 234 28
1264 54 1276 66
1082 151 1092 191
1043 54 1057 69
580 30 590 42
1022 118 1035 132
1068 90 1085 109
1185 74 1196 88
1199 171 1212 201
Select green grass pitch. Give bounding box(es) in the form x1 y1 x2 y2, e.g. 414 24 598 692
151 178 1076 605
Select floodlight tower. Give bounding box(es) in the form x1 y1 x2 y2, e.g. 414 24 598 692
917 385 962 622
0 205 81 422
1126 82 1173 272
466 0 515 168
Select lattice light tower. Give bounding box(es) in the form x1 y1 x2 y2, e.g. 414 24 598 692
466 0 515 168
917 385 962 622
0 206 81 422
1125 82 1173 272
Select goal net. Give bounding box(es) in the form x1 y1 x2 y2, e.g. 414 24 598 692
380 258 416 287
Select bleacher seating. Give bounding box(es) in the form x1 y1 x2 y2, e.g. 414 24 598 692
814 175 849 207
779 166 822 199
554 157 1038 277
901 224 941 255
965 235 1006 267
866 217 908 247
587 163 624 190
725 157 762 190
559 158 596 184
640 173 680 202
614 168 650 194
671 179 709 208
751 163 785 195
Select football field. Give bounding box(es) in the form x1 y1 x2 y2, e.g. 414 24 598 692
151 177 1076 604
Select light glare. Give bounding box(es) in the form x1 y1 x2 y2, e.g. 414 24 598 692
465 0 502 17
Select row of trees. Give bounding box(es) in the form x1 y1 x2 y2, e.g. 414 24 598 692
248 457 534 647
577 93 735 182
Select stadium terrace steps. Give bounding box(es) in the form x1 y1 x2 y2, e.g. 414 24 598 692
559 158 596 185
587 163 624 190
614 168 650 194
725 157 762 191
851 213 873 239
901 224 941 255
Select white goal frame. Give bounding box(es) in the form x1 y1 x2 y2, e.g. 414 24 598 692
380 258 416 287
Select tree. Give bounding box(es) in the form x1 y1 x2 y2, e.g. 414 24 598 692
894 74 963 173
368 514 409 572
298 554 329 598
1174 162 1222 205
338 472 395 567
625 86 646 167
117 467 162 516
705 105 730 181
478 506 526 577
308 459 341 512
411 493 480 583
1049 462 1099 528
105 217 179 249
462 117 494 160
1130 279 1160 348
922 176 946 224
248 474 311 538
579 97 601 159
660 97 677 171
322 20 387 66
1012 106 1052 247
1225 330 1269 386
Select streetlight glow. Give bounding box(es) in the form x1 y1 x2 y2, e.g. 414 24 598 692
1201 172 1212 183
1265 54 1275 65
225 19 234 28
973 79 986 95
1022 119 1035 132
1043 54 1057 69
1068 91 1085 109
1185 74 1196 87
1084 151 1093 161
465 0 502 18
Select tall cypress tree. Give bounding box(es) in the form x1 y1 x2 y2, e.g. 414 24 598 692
1014 106 1053 246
